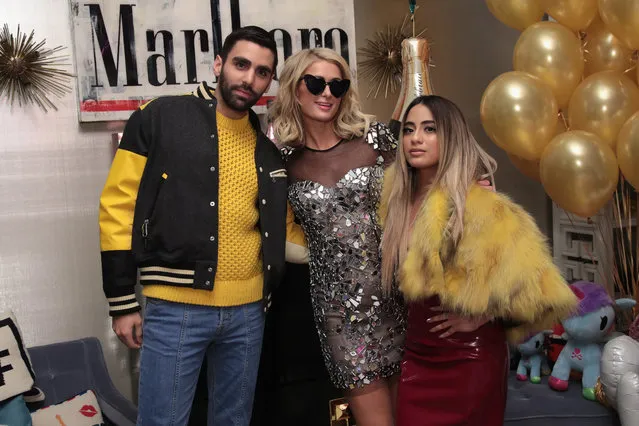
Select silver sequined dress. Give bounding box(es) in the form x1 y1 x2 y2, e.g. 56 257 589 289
285 122 406 389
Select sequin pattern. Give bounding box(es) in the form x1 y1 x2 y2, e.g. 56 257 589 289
288 139 406 389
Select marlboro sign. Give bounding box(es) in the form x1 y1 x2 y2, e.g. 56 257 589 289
70 0 356 122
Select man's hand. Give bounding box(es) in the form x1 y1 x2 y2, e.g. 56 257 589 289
112 312 143 349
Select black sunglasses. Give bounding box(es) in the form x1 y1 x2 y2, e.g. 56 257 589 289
300 74 351 98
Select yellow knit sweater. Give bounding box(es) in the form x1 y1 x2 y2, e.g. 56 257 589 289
143 111 264 306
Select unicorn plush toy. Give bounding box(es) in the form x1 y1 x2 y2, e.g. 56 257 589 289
548 281 635 400
516 331 549 384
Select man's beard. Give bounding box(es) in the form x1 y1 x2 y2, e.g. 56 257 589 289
217 72 261 112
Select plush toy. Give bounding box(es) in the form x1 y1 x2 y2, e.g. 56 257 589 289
599 335 639 426
547 322 567 365
516 331 549 383
548 281 635 400
0 310 44 410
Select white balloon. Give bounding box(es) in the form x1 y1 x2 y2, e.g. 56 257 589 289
600 335 639 425
618 372 639 426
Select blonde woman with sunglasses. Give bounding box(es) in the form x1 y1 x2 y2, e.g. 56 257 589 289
269 48 406 425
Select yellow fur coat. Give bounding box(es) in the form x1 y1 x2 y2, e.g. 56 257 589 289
379 166 577 343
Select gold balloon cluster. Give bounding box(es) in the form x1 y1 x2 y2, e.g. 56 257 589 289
482 0 639 218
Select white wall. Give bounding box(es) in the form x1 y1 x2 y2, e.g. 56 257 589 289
0 0 134 399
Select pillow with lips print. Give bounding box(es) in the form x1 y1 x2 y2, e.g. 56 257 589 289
30 390 104 426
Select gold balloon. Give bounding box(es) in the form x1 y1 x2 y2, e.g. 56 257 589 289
508 153 541 181
513 22 584 107
584 16 636 77
485 0 544 31
569 71 639 148
481 72 558 160
538 0 598 31
599 0 639 50
540 130 619 217
617 111 639 188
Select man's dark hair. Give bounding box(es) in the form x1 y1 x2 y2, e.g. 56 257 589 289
220 26 278 71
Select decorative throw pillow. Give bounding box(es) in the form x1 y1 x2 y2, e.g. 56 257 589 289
31 390 104 426
0 311 35 403
22 386 45 404
0 395 32 426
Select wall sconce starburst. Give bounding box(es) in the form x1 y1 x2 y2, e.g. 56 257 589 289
357 11 427 99
0 24 73 112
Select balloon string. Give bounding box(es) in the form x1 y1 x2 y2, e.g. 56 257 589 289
623 50 639 74
409 0 416 37
579 32 589 83
614 186 630 296
412 13 415 37
559 110 569 131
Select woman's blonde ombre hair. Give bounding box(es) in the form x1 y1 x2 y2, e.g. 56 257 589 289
380 95 497 292
269 48 372 146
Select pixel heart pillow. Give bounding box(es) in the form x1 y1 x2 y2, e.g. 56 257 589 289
0 311 35 403
31 389 105 426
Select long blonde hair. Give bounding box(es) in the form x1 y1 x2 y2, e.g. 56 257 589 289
380 95 497 291
269 48 372 146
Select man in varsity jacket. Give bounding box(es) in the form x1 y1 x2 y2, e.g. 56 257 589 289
98 26 306 425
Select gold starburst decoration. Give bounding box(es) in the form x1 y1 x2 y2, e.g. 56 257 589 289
0 24 73 111
357 13 427 99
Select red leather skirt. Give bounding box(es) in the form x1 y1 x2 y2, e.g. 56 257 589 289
396 296 509 426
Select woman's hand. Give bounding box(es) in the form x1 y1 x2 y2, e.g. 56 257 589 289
477 179 495 191
427 306 493 338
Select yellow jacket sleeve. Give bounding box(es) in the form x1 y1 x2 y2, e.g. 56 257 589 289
285 201 308 264
99 108 149 316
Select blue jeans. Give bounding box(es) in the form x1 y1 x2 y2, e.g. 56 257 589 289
137 298 265 426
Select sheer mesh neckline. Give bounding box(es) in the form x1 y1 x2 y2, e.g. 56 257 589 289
304 138 346 152
284 122 397 187
287 137 388 187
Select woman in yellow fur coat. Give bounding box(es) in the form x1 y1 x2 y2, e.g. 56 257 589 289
379 95 577 426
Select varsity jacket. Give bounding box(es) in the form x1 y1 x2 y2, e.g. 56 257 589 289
99 82 291 316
